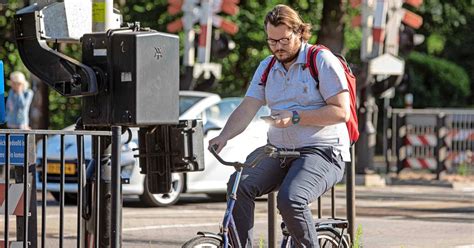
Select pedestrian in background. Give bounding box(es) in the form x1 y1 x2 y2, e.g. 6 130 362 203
6 71 34 129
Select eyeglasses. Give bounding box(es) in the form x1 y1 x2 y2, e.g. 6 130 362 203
266 33 294 46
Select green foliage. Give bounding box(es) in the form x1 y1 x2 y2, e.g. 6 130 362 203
258 235 265 248
417 0 474 105
456 163 471 176
119 1 329 97
48 91 81 129
353 225 363 248
0 1 27 78
426 33 446 55
400 52 470 108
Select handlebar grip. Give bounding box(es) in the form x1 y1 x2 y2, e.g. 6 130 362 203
277 151 301 157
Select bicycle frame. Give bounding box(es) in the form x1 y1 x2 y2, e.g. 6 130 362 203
221 166 243 248
184 145 350 248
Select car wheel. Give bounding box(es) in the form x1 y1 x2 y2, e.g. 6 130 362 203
139 173 184 207
51 192 78 205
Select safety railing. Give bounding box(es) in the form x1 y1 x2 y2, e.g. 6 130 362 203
0 127 122 248
387 108 474 178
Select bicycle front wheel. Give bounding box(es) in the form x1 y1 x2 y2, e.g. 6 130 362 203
182 236 221 248
317 227 350 248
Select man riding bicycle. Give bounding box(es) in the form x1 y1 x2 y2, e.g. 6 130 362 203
208 4 351 247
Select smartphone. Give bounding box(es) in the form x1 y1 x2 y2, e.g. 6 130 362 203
260 115 277 122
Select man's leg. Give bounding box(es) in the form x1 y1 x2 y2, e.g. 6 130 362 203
227 146 286 247
277 147 345 248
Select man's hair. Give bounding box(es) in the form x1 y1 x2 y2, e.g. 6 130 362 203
264 5 312 42
10 71 29 89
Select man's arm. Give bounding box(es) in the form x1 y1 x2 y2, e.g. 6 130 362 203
272 90 350 128
208 96 264 153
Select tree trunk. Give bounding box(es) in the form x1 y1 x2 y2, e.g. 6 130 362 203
317 0 346 54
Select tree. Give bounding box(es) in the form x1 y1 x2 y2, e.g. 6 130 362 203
317 0 346 53
416 0 474 105
1 0 51 129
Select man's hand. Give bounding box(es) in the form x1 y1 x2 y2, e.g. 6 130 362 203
271 110 293 128
208 136 228 154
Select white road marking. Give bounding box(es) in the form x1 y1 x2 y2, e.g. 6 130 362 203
122 220 266 232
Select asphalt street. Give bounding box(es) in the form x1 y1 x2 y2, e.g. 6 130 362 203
1 183 472 247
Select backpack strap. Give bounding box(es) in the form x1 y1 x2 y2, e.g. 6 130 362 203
259 56 277 86
305 44 328 85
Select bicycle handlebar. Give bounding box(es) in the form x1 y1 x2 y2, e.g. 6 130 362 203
210 144 302 168
210 145 247 168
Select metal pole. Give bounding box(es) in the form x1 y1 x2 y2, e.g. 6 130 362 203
77 135 84 248
92 0 116 32
23 134 29 248
183 0 196 67
267 192 277 248
4 134 10 248
98 135 112 248
347 145 356 242
60 134 65 248
41 136 48 248
111 126 122 248
356 87 376 174
383 98 390 173
197 0 213 64
435 114 445 180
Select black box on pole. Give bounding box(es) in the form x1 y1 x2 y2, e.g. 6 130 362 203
81 31 179 127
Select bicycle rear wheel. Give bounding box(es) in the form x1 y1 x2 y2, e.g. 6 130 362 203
182 236 221 248
317 227 350 248
282 227 350 248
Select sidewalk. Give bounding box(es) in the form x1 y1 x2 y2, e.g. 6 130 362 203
352 179 474 247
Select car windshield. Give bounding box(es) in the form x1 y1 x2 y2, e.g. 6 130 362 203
179 95 205 115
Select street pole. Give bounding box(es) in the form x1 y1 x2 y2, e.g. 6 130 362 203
182 0 196 67
357 0 386 174
93 0 115 32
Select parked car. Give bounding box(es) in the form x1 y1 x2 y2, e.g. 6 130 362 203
36 91 269 207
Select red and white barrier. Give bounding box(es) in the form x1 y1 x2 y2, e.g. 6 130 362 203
446 151 473 164
0 183 25 216
404 158 437 170
405 134 437 146
0 241 23 248
446 129 474 142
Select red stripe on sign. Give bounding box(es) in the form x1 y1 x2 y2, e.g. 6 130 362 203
199 25 208 47
14 193 25 216
372 28 385 43
0 183 25 216
402 9 423 29
468 132 474 141
0 241 23 248
418 135 430 146
419 159 430 169
403 160 410 168
404 137 410 145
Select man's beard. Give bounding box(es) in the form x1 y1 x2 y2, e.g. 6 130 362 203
273 47 300 64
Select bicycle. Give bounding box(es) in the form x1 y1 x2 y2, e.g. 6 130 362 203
182 144 350 248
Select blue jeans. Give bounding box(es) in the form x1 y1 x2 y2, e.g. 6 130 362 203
227 146 346 248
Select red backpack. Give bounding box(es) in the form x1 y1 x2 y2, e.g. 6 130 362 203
259 44 359 145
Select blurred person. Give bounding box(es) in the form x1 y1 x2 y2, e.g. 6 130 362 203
208 4 350 247
6 71 34 129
